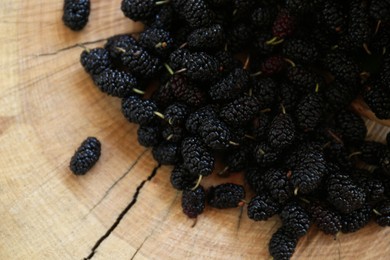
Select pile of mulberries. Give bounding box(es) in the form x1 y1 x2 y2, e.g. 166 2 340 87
68 0 390 259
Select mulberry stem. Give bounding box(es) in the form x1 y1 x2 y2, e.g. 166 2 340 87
191 175 203 190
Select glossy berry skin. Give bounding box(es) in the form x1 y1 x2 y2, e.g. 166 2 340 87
207 183 245 209
164 103 190 126
247 193 280 221
170 164 198 191
199 118 231 150
209 68 250 102
121 45 161 78
121 0 155 22
335 110 367 146
121 96 158 126
295 93 324 132
280 202 310 237
245 167 266 195
139 28 174 58
152 141 181 165
322 52 358 85
272 9 296 39
185 105 217 135
70 137 101 175
264 168 292 204
187 24 225 52
93 69 138 98
181 137 215 176
63 0 90 31
364 85 390 120
137 125 161 147
359 141 387 165
291 150 328 195
341 205 372 233
172 0 213 29
309 202 342 235
374 200 390 226
219 96 260 127
269 227 298 260
282 39 318 64
268 113 295 150
104 34 138 60
80 48 111 76
327 172 366 214
181 186 206 218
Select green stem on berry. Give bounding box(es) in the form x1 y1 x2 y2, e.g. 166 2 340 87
299 197 310 204
154 111 165 119
348 151 362 159
284 58 296 67
383 47 387 55
168 118 175 125
243 55 250 70
175 68 187 74
281 104 286 114
266 37 278 45
294 187 299 196
155 0 170 5
260 108 272 113
163 63 174 75
373 209 382 216
315 83 320 93
245 134 256 140
218 166 229 176
363 43 372 55
375 20 382 35
179 42 188 49
191 175 203 190
250 71 263 77
331 45 339 50
115 47 126 53
229 141 240 146
360 71 370 81
166 134 173 141
132 88 145 95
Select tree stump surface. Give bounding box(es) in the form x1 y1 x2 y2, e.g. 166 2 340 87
1 1 389 259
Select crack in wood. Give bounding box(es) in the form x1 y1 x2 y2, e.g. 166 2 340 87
34 38 108 57
130 191 179 260
236 206 244 232
82 163 161 260
85 149 148 216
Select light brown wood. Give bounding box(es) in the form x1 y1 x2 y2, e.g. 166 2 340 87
1 1 390 260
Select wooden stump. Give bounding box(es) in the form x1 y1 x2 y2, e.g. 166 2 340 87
1 1 389 259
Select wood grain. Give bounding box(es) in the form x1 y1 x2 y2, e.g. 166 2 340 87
0 1 389 260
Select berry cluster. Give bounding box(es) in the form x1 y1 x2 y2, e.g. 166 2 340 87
71 0 390 259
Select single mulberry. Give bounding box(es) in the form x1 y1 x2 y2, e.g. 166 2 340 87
269 227 298 260
69 137 101 175
207 183 245 209
181 186 206 218
247 193 280 221
280 202 310 237
63 0 90 31
181 136 215 176
80 48 111 76
170 164 198 191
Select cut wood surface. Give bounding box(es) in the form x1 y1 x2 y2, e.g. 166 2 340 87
0 1 390 259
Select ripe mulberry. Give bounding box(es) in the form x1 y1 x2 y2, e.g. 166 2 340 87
69 137 101 175
207 183 245 209
181 136 215 176
63 0 90 31
247 193 280 221
181 186 206 218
